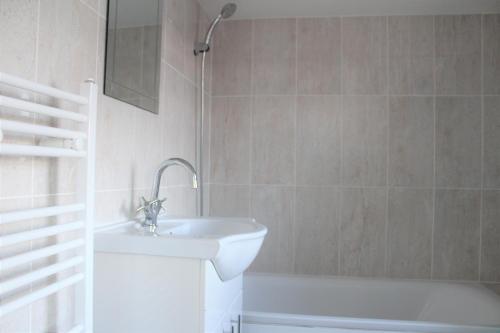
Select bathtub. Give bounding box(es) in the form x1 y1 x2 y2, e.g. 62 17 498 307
242 274 500 333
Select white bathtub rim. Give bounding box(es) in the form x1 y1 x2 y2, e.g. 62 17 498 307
243 311 500 333
245 272 498 289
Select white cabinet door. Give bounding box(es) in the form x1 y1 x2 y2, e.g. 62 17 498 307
203 261 243 333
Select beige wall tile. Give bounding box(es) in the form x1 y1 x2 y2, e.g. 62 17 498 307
389 96 434 187
163 186 197 216
37 0 98 95
296 95 341 186
31 285 76 332
433 189 480 280
210 97 251 184
481 190 500 282
436 97 481 188
342 96 388 186
0 306 30 333
184 0 200 82
435 15 481 95
250 185 295 274
202 92 211 183
0 155 33 198
163 18 185 72
212 20 252 96
340 188 387 277
81 0 98 12
342 16 387 95
388 188 433 278
165 0 184 31
94 190 135 225
98 0 107 17
483 14 500 95
161 66 197 186
0 0 38 80
95 95 136 191
297 17 341 95
198 9 213 94
388 16 434 95
252 96 295 185
484 96 500 188
253 18 296 95
295 187 339 276
209 185 250 217
133 108 164 189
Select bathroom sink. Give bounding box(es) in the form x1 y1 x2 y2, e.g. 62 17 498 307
94 217 267 281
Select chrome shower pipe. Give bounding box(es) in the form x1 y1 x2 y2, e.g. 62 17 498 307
194 3 236 216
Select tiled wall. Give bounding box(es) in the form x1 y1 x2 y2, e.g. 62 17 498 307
0 0 207 331
208 15 500 288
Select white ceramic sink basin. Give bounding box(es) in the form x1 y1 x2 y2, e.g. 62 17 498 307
94 217 267 281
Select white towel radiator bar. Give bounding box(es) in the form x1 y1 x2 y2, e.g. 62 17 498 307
0 239 85 270
0 143 87 157
0 72 97 332
0 203 85 224
0 95 88 122
0 72 89 105
0 274 85 317
0 119 87 140
0 256 84 295
1 221 85 246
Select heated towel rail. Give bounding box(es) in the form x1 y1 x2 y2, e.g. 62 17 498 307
0 72 97 333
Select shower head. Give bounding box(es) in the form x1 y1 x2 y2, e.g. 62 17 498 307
220 3 237 19
194 3 237 55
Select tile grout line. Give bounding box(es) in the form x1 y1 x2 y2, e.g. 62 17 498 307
292 17 298 274
211 93 500 98
248 19 255 218
384 15 390 277
204 182 498 191
338 16 344 276
29 1 42 330
79 0 102 18
431 14 436 280
478 13 485 282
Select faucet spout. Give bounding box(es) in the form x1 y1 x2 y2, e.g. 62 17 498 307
139 158 198 232
151 157 198 201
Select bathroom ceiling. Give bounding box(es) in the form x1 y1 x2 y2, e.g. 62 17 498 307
198 0 500 19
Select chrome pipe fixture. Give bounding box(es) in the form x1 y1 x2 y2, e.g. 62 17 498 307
137 158 198 232
193 3 237 55
194 3 236 216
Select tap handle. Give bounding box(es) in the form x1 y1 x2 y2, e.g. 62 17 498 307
136 197 166 213
136 196 149 213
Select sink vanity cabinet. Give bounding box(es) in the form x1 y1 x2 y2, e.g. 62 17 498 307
95 254 242 333
93 218 266 333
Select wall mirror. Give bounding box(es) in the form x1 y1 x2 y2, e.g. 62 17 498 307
104 0 162 114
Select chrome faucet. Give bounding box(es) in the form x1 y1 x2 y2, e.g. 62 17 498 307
137 158 198 232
